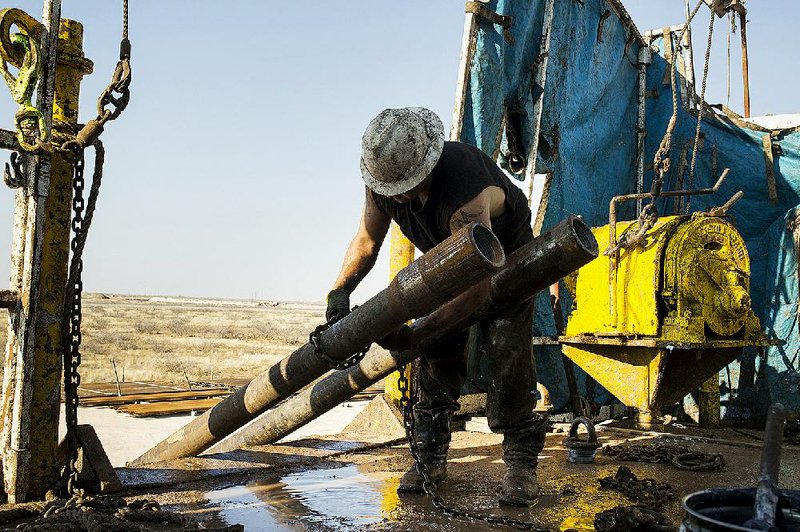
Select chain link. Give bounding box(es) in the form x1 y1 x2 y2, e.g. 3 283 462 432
62 152 85 497
602 441 725 472
308 321 371 370
598 466 676 510
397 362 551 531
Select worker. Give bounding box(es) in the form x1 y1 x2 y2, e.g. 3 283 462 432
326 107 545 507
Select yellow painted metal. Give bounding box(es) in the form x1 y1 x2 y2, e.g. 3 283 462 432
563 214 765 425
661 214 758 342
561 344 662 412
697 375 721 428
384 223 415 403
565 217 681 337
26 18 92 498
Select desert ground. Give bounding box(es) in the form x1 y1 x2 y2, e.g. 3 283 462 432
1 293 331 384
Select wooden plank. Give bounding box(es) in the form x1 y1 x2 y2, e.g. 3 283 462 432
79 389 231 407
78 381 191 398
117 398 223 417
75 425 122 493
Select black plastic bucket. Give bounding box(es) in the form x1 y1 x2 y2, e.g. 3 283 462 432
682 488 800 531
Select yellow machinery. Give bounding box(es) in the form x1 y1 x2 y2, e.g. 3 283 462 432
560 211 771 428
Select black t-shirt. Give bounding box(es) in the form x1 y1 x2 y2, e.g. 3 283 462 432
372 141 533 253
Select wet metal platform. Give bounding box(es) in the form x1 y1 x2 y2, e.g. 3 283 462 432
114 423 800 531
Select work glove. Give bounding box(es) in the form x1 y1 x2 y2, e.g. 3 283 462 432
377 324 415 352
325 289 351 324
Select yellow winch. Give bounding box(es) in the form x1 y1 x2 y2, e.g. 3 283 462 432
560 212 769 427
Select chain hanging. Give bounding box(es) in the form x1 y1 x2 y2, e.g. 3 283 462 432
58 0 130 496
62 150 84 496
397 362 550 531
61 140 105 496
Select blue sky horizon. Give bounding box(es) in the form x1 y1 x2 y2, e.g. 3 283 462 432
0 1 795 303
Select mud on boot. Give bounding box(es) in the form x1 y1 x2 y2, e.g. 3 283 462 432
397 461 447 494
499 466 538 507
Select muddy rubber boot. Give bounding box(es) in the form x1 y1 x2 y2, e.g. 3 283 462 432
397 460 447 494
397 408 452 495
498 425 545 506
499 465 539 506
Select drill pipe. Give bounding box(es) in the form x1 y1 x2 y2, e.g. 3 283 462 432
208 216 598 452
131 223 505 465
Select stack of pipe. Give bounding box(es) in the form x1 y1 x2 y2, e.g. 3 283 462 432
209 216 599 453
132 223 505 465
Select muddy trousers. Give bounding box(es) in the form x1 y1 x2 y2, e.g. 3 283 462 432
411 298 546 470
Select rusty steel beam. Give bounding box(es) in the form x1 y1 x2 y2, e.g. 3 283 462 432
131 223 505 465
0 6 93 501
208 216 599 452
738 11 750 118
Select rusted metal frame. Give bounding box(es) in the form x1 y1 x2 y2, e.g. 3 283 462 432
208 217 598 452
673 144 690 214
464 2 514 45
1 0 61 503
682 0 697 110
449 5 479 141
531 172 552 238
551 288 582 417
762 134 779 205
791 214 800 336
607 168 730 325
605 0 646 47
636 42 652 215
739 11 750 118
558 335 778 349
132 224 505 464
521 0 555 204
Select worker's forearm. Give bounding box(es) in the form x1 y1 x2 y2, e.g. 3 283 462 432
332 241 379 294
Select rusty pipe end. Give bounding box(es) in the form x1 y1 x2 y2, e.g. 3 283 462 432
414 222 505 296
469 223 507 268
390 223 505 318
568 216 600 259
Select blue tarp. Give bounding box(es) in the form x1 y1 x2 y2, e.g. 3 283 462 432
458 0 800 418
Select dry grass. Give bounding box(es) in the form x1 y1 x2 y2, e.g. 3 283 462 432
0 293 327 384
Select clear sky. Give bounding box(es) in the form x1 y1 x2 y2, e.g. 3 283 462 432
0 1 795 304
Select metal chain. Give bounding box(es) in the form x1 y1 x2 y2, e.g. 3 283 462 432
5 492 243 531
397 363 551 531
598 466 676 510
60 0 131 156
602 441 725 471
62 151 84 497
61 140 105 497
308 321 370 370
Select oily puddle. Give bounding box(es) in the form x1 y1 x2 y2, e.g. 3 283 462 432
202 464 402 530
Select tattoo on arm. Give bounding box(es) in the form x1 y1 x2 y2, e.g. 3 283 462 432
451 207 485 231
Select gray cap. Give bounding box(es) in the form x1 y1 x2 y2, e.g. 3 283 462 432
360 107 445 196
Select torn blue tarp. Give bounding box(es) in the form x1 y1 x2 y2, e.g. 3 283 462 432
457 0 800 418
